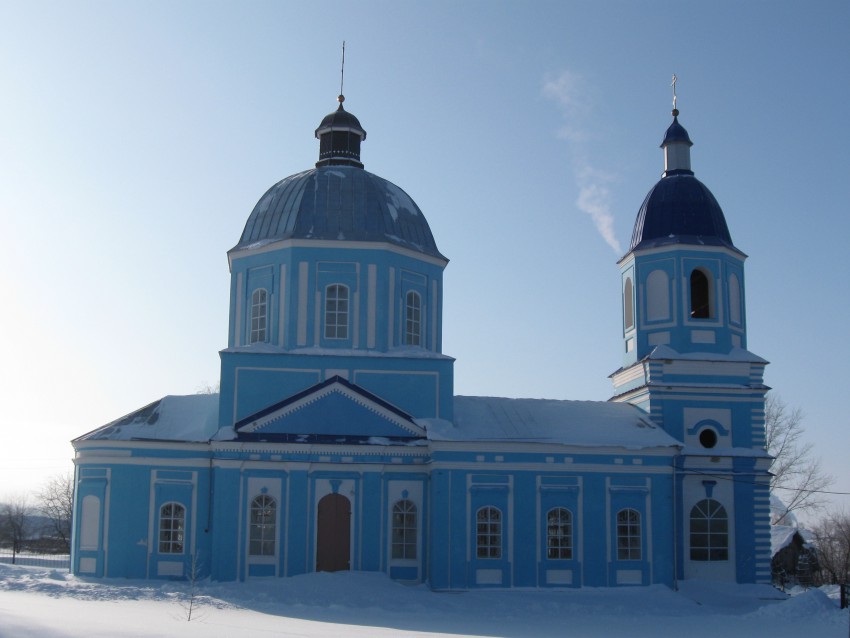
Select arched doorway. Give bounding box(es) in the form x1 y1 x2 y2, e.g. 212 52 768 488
316 493 351 572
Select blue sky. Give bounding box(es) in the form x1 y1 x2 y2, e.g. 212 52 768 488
1 1 848 520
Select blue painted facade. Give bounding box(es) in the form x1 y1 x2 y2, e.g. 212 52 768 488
71 100 772 589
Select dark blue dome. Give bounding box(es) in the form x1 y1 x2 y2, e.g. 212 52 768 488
234 166 445 259
661 116 692 147
629 173 735 252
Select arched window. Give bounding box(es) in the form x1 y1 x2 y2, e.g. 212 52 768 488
616 508 641 560
250 288 268 343
405 291 422 346
690 269 712 319
646 270 670 321
158 503 185 554
325 284 349 339
476 507 502 559
249 495 277 556
728 273 741 325
623 278 634 330
546 508 573 560
690 499 728 561
391 499 417 559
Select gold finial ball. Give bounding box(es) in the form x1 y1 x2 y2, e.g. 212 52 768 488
338 94 345 104
672 108 679 117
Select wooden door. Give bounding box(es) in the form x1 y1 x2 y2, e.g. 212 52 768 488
316 493 351 572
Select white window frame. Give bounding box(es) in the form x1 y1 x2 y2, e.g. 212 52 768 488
546 507 573 560
249 494 277 557
391 499 417 560
404 291 422 346
689 499 729 561
324 284 349 340
250 288 268 343
616 508 641 561
158 502 186 555
476 506 502 559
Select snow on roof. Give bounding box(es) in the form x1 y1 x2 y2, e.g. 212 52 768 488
648 344 768 364
75 394 220 443
422 396 681 449
76 393 680 451
771 524 814 556
771 525 798 555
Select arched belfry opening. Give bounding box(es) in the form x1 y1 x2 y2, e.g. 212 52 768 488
689 269 712 318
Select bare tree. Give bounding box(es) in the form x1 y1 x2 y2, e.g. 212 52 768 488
36 473 74 552
0 497 32 562
764 393 833 524
811 511 850 584
195 382 219 395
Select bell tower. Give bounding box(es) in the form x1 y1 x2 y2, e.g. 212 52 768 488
618 110 748 371
610 93 773 584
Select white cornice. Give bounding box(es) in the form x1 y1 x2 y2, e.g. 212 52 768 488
618 243 747 265
210 440 429 457
228 238 449 270
427 441 679 456
73 440 210 452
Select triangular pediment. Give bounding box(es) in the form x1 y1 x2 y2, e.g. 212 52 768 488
234 376 425 442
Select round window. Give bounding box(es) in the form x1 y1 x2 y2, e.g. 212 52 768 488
699 428 718 449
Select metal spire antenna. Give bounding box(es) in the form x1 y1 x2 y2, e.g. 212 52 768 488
338 41 346 104
671 73 679 116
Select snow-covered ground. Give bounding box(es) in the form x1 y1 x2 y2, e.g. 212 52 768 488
0 564 846 637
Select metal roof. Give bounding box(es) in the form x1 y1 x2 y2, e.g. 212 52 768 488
233 165 445 259
629 173 736 253
661 116 693 147
315 104 366 139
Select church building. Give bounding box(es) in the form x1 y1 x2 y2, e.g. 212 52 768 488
71 92 773 588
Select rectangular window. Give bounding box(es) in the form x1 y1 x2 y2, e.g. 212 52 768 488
405 291 422 346
391 500 417 559
546 508 573 560
325 285 349 340
158 503 185 554
249 495 277 557
616 509 641 561
250 288 268 343
476 507 502 559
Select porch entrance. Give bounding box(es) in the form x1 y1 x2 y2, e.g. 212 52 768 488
316 493 351 572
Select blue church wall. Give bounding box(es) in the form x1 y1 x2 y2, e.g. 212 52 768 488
675 453 771 585
227 244 446 355
200 458 430 582
731 457 773 583
209 465 239 581
73 468 109 578
425 454 677 590
218 350 453 425
619 247 748 369
72 453 215 581
646 391 766 449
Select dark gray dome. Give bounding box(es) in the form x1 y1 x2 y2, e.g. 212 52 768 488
234 166 445 259
629 173 735 252
315 105 366 137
